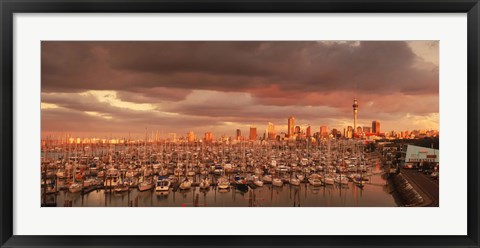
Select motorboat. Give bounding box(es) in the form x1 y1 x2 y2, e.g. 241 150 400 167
155 177 171 191
234 175 249 192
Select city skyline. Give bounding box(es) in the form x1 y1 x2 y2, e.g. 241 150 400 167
41 41 439 138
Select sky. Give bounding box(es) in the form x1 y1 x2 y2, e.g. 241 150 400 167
41 41 439 139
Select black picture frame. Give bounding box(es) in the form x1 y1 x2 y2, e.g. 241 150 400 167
1 0 479 247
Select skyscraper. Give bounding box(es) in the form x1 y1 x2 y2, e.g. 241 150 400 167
268 122 276 140
187 131 195 143
204 132 213 143
320 125 329 138
353 98 358 137
295 126 301 134
306 126 311 137
372 120 380 134
288 116 295 137
236 129 242 141
357 126 363 135
249 127 257 141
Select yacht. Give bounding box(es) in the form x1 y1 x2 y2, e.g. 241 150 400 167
155 177 171 191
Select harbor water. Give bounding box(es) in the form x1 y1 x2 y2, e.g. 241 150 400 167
52 174 397 207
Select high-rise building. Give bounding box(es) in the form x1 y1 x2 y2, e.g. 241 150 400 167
363 126 371 133
357 126 363 135
332 128 339 138
372 120 380 134
204 132 213 143
347 126 353 139
267 122 276 140
236 129 242 141
295 126 301 135
288 116 295 137
187 131 195 143
353 98 359 137
249 127 257 141
320 125 329 138
306 126 311 137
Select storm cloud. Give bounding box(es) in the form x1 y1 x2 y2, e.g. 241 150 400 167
41 41 439 138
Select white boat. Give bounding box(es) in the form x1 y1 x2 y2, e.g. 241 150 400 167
308 178 323 187
262 175 273 183
290 178 301 186
179 178 192 190
155 178 170 191
217 177 230 189
83 178 96 187
335 175 349 185
272 178 283 187
68 182 82 193
323 176 335 185
55 169 65 178
138 179 153 191
199 177 210 189
253 176 264 187
296 174 305 181
114 182 129 193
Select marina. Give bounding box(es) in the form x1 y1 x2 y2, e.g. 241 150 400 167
42 139 401 207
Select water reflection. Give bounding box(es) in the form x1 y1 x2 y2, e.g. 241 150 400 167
54 174 396 207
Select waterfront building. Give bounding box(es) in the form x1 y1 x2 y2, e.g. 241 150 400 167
288 116 295 137
405 144 439 169
372 120 381 134
249 127 257 141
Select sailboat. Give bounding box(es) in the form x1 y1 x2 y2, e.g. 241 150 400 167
69 160 82 193
217 176 230 190
138 177 154 191
199 177 210 189
253 175 264 187
179 177 192 190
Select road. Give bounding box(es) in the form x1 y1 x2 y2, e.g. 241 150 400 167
401 168 439 206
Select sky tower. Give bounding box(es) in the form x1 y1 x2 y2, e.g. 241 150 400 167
353 98 358 138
